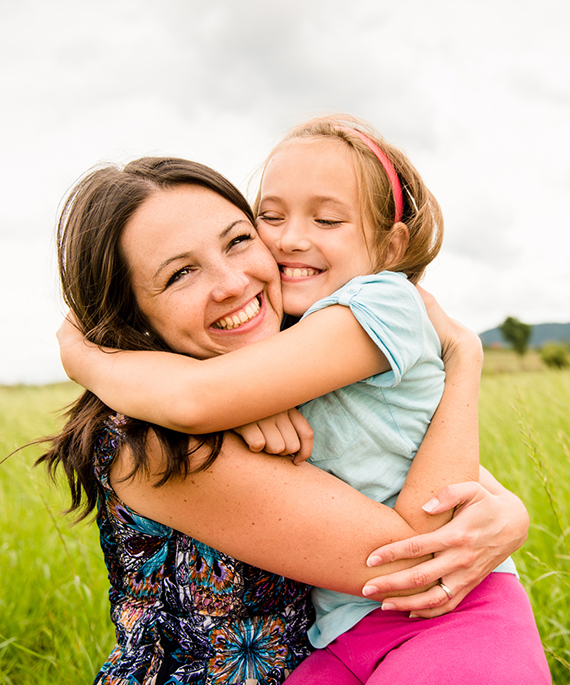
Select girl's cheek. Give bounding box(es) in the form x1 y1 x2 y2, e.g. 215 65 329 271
258 232 279 255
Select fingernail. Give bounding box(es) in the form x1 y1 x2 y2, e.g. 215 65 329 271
381 602 396 611
409 613 420 619
362 585 378 597
422 497 440 513
367 555 382 567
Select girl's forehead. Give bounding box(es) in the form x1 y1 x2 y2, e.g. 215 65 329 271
274 135 349 159
264 137 357 185
260 136 359 211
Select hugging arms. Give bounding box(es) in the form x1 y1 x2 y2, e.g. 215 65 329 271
58 273 528 616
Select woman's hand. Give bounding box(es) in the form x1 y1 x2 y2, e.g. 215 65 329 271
362 473 528 617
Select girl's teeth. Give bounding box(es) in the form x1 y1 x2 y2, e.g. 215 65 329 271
215 297 261 330
282 267 319 278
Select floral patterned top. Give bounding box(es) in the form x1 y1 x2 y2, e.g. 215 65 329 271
93 415 314 685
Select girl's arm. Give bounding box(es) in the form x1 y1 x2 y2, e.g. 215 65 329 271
113 429 433 599
58 304 389 432
59 293 481 537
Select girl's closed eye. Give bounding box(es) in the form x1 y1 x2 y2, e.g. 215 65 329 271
315 218 343 227
257 213 283 225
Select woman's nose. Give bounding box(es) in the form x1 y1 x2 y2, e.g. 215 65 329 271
210 262 250 302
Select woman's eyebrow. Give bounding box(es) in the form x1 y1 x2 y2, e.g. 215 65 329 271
153 251 194 281
153 219 251 281
219 219 250 239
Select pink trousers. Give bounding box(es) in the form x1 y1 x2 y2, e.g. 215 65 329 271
285 574 551 684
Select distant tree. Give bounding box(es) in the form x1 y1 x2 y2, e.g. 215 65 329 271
540 342 570 369
499 316 532 356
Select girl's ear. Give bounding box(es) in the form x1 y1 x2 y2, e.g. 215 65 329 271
385 222 409 268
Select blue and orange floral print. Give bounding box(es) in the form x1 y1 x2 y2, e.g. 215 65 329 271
93 415 314 684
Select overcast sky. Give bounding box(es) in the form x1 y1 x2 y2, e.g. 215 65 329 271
1 0 569 385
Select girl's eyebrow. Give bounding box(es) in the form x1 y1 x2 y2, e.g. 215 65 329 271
260 194 350 210
311 195 351 210
153 219 250 281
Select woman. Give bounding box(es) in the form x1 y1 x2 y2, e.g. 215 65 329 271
49 157 531 684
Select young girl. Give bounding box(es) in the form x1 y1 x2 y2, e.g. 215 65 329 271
59 117 549 684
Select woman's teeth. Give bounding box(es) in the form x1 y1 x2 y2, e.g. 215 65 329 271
214 297 261 330
281 266 320 278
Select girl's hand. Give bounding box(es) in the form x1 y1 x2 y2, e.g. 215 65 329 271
362 474 528 617
233 409 314 464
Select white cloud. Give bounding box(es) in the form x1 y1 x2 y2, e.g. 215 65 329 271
1 0 569 383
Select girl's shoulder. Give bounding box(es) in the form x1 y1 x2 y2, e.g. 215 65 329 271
303 271 422 320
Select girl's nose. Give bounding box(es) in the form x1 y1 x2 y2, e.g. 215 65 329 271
210 262 250 302
275 219 311 253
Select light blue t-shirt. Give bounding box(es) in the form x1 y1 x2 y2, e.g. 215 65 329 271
299 272 516 649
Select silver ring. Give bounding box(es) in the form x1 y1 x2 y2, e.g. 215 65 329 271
439 580 453 600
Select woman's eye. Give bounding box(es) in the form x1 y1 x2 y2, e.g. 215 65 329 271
228 232 254 249
165 266 194 287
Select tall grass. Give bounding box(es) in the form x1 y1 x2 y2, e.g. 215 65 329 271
1 360 569 682
0 384 114 684
479 353 570 680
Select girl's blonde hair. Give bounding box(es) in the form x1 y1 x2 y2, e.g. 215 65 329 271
254 114 444 284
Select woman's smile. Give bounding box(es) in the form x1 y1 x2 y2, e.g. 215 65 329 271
211 293 262 330
120 184 283 358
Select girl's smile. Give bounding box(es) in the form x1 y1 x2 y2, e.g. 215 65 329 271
256 137 376 318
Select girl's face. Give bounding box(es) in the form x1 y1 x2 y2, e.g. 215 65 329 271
256 137 375 318
120 184 283 359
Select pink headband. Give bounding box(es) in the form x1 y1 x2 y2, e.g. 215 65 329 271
339 127 404 224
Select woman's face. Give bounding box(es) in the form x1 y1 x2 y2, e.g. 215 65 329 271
120 184 283 359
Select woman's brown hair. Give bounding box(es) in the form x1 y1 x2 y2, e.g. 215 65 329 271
254 114 444 284
39 157 255 520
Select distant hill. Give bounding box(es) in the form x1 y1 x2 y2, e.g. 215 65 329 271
479 322 570 348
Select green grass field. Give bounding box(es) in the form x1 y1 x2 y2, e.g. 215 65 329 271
1 352 569 683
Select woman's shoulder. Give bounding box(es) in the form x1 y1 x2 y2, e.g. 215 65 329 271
93 413 130 487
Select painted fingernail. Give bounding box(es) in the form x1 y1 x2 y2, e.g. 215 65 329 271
367 555 382 567
422 497 440 513
362 585 378 597
381 602 396 611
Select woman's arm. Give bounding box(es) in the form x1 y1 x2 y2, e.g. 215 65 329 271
393 290 482 533
60 291 482 537
112 429 432 599
362 469 529 615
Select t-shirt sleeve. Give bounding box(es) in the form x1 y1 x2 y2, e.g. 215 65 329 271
302 273 428 386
